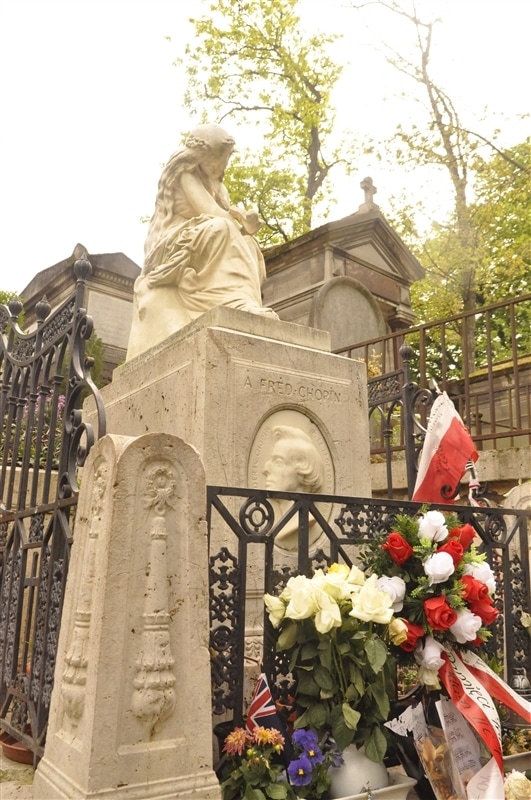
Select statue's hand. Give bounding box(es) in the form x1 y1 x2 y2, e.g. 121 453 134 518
229 206 262 235
240 211 261 235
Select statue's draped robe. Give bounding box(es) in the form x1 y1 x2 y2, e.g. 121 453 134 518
127 170 267 360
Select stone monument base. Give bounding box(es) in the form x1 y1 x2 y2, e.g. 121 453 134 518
86 307 371 498
33 434 221 800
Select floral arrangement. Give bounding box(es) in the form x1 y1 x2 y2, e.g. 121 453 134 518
219 726 340 800
264 563 405 763
359 508 498 688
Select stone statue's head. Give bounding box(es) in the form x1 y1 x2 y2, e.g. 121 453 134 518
263 425 324 494
185 124 235 160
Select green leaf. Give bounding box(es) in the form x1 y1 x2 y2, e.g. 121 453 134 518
363 727 388 765
341 702 361 731
296 671 320 697
331 715 355 751
349 663 365 696
266 783 289 799
277 621 298 651
300 641 319 661
314 664 334 692
295 703 327 730
371 680 391 721
364 637 388 674
245 788 266 800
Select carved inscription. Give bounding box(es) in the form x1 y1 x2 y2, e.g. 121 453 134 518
244 374 342 403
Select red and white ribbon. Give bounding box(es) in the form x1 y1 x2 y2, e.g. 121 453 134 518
438 645 531 778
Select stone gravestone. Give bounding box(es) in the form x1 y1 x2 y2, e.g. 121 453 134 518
33 433 220 800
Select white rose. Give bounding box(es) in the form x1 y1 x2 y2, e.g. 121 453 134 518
313 569 355 601
450 609 482 643
463 561 496 593
418 510 449 543
504 769 531 800
283 574 318 620
377 575 406 612
415 635 445 670
313 589 343 634
346 565 366 586
349 574 393 624
423 551 455 584
417 666 442 690
264 593 286 628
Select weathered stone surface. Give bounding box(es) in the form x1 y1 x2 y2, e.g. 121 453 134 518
33 433 220 800
126 124 277 360
86 307 371 500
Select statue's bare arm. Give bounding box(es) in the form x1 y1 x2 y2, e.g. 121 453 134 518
180 172 238 224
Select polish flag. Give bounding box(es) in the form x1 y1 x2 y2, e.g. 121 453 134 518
412 392 478 504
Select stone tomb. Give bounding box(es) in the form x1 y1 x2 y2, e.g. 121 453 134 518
85 306 371 501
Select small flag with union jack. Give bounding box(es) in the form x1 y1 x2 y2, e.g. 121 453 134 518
246 672 293 762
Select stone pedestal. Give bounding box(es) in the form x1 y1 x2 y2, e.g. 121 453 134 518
85 307 371 498
33 434 220 800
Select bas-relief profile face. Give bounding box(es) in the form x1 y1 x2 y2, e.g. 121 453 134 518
262 426 325 494
249 417 333 554
263 440 303 492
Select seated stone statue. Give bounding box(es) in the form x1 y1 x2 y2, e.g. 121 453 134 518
126 123 278 360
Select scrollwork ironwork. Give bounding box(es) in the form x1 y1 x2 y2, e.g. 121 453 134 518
207 487 531 729
0 255 106 759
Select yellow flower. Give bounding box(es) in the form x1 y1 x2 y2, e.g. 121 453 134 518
389 617 408 645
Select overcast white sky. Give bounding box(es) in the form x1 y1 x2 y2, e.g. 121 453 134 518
0 0 529 294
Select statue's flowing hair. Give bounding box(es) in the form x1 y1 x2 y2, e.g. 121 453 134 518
143 124 235 263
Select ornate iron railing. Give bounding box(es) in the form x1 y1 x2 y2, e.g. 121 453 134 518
208 487 531 728
337 294 531 455
0 254 106 762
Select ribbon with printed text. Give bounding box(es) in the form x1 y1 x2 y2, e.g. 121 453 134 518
438 645 531 777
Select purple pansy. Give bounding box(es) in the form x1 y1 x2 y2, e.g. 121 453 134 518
287 754 313 786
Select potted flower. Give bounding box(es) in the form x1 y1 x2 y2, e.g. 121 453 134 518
219 726 293 800
219 725 341 800
264 564 409 795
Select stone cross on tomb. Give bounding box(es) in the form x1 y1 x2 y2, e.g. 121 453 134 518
357 176 379 212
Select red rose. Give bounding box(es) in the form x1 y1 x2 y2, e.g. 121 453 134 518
399 621 425 652
382 532 414 565
437 539 464 566
461 575 489 604
448 524 476 550
470 598 499 625
424 596 458 630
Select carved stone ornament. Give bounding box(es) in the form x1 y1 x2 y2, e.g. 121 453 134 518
61 460 108 724
131 464 177 731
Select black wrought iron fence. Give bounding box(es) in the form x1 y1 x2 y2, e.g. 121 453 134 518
0 254 106 762
336 294 531 453
207 487 531 729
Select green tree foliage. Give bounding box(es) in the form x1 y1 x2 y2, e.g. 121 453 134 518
0 290 17 306
181 0 354 244
352 1 529 373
